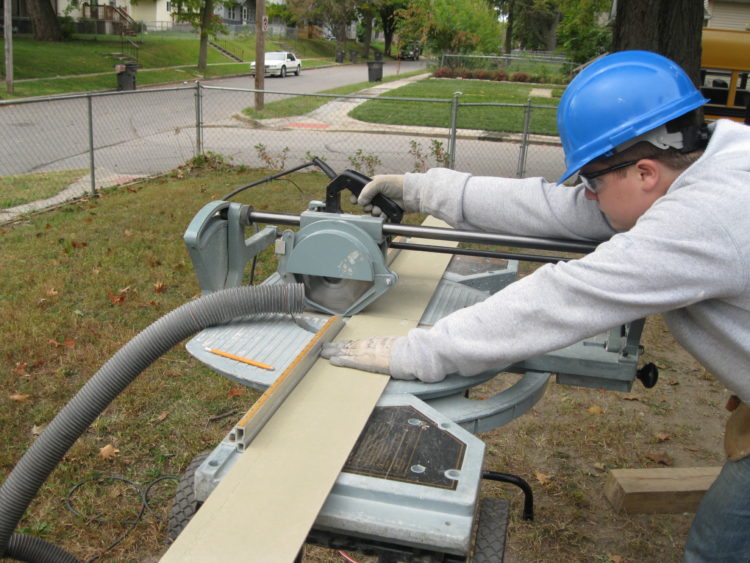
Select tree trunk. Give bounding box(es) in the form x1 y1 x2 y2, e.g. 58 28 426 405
197 0 214 72
26 0 63 41
362 15 373 59
378 4 399 57
504 0 514 54
612 0 703 86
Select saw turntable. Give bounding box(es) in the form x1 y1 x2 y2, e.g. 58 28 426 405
171 159 658 562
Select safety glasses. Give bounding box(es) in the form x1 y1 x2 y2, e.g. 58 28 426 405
576 159 641 194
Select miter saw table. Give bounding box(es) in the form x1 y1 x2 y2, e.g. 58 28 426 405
171 162 656 562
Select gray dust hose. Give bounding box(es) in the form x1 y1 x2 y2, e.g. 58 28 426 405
0 284 305 560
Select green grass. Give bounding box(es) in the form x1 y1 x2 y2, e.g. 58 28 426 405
350 77 561 136
0 169 88 208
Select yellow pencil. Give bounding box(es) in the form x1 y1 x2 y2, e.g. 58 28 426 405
205 348 274 371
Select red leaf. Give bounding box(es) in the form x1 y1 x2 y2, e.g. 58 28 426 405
227 387 246 398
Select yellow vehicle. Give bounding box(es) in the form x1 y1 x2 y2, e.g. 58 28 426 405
700 28 750 123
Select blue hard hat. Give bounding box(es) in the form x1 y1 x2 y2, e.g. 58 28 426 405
557 50 708 182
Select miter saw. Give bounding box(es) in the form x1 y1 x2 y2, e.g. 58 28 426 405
174 159 658 561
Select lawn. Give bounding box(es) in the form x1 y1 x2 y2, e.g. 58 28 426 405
350 78 562 136
0 169 88 209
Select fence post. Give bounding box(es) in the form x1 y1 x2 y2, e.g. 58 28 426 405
87 94 96 196
516 98 532 178
195 82 204 157
448 91 461 169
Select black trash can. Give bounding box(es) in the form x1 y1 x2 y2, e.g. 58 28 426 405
335 50 345 63
116 62 137 91
349 50 358 63
367 60 384 82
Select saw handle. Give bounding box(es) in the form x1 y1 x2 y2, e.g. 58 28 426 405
325 169 404 223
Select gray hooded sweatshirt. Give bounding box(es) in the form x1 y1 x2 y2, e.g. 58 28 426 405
390 119 750 403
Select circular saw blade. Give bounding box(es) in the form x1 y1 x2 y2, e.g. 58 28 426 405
301 274 373 315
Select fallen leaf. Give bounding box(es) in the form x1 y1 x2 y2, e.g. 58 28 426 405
645 452 673 466
608 555 624 563
45 287 59 297
655 432 671 442
685 446 700 452
621 394 640 401
227 387 246 398
9 393 30 402
123 230 133 237
107 293 126 304
593 462 606 472
153 281 167 293
154 410 169 423
99 444 120 460
534 471 553 485
587 404 603 415
668 378 679 385
31 425 44 436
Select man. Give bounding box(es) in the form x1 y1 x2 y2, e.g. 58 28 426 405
322 51 750 561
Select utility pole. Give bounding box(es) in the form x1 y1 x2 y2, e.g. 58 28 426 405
4 0 13 95
254 0 265 111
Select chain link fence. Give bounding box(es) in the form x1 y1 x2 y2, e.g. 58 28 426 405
0 83 563 219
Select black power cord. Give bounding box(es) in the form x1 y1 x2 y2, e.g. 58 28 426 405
64 475 178 562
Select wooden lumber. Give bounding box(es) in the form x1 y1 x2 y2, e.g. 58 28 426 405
162 217 458 562
604 466 722 514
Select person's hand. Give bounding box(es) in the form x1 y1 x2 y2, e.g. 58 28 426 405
320 336 398 375
351 175 405 217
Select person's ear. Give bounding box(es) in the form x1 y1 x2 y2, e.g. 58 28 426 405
634 159 661 192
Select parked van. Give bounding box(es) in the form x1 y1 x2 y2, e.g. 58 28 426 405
700 28 750 123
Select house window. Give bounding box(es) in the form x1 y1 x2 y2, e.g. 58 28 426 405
228 5 236 19
166 2 171 11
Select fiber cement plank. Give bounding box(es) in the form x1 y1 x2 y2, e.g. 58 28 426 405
162 218 457 562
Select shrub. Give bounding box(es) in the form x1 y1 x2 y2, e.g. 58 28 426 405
511 71 531 83
473 68 493 80
432 66 454 78
492 68 509 81
454 66 472 79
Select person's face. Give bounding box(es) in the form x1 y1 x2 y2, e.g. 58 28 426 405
579 158 675 230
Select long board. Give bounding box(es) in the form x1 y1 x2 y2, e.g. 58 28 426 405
162 218 458 561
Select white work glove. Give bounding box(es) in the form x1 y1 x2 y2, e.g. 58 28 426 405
320 336 398 375
350 175 406 217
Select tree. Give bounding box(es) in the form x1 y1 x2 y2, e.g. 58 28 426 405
376 0 406 56
356 1 378 58
612 0 704 85
488 0 516 54
513 0 560 51
287 0 358 46
26 0 63 41
556 0 611 64
398 0 502 54
171 0 229 72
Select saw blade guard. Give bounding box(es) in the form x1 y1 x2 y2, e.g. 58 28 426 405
276 210 398 316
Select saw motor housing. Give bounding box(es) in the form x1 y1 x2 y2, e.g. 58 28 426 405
276 206 397 315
